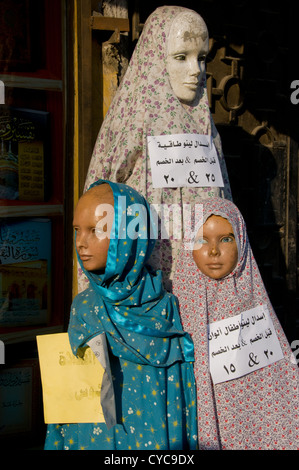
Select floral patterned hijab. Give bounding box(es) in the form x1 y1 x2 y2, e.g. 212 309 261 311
82 6 232 291
173 197 299 449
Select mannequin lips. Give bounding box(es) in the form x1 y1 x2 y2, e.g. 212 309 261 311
184 81 198 89
79 254 92 262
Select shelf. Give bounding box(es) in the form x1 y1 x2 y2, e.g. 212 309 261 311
90 15 130 32
0 324 64 345
0 203 63 218
0 74 63 92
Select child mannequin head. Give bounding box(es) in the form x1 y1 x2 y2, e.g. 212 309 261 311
193 214 238 280
73 183 114 272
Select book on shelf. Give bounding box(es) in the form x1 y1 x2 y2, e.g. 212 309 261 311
0 218 51 327
0 106 50 202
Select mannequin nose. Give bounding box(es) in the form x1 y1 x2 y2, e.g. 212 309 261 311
190 59 204 77
191 66 200 78
76 232 88 249
209 244 220 256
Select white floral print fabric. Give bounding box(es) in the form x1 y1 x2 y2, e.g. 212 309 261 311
173 197 299 449
80 6 232 292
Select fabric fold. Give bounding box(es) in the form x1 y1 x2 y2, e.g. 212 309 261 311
87 334 116 430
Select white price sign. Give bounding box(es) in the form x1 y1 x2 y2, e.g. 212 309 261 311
147 134 224 188
208 305 284 384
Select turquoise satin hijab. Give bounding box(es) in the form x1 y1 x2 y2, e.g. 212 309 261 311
69 180 194 366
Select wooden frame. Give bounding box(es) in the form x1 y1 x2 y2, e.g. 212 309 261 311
74 1 131 197
75 0 94 196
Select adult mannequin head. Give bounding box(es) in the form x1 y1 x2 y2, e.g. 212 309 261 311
166 11 209 105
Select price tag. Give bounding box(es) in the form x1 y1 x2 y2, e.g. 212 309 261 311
208 305 284 384
147 134 224 188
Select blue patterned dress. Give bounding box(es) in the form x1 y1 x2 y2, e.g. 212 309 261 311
44 181 198 450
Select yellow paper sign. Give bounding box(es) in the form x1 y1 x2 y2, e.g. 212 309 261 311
37 333 105 424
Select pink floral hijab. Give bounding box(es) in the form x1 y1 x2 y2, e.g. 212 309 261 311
173 197 299 449
81 6 232 292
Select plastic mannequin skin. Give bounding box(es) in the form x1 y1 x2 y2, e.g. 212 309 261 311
166 11 209 105
73 185 114 272
192 215 238 280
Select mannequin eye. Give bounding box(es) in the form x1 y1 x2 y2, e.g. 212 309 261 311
194 237 207 245
221 235 235 243
174 54 186 61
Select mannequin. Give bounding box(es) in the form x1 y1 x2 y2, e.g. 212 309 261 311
81 6 232 292
173 197 299 449
45 181 198 450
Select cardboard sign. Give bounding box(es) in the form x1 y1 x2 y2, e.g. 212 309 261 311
37 333 105 424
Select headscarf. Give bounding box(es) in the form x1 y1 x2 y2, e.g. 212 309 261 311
173 197 299 449
69 179 194 368
44 181 198 450
81 6 232 291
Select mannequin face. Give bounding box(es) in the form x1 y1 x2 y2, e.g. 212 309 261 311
73 187 114 272
192 215 238 279
166 12 209 105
